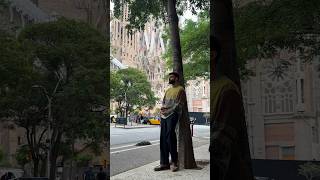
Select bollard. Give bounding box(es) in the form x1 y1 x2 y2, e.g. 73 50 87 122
190 122 194 136
191 124 194 136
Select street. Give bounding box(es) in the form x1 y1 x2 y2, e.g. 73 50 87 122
110 125 210 176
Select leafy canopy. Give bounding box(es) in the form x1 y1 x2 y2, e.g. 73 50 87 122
163 12 209 81
1 18 109 167
111 68 157 115
112 0 209 31
235 0 320 63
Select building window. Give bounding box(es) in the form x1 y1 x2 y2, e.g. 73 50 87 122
281 146 295 160
266 145 279 159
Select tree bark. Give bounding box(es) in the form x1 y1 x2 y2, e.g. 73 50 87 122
26 127 40 177
49 154 57 180
211 0 254 177
49 131 62 180
212 0 241 88
40 160 46 177
69 136 75 180
33 159 39 177
167 0 197 169
167 0 184 85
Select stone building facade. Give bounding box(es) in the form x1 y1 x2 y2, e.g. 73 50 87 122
186 79 210 113
110 5 167 109
242 50 320 160
110 4 211 113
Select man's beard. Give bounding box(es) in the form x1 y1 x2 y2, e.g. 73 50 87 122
169 79 175 84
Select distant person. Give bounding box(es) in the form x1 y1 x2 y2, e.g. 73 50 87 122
210 36 254 180
83 167 95 180
154 72 186 172
96 167 107 180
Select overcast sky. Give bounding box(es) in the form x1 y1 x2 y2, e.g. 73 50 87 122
110 2 198 25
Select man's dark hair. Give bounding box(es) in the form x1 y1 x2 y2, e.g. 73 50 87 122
99 167 103 171
169 72 179 79
210 36 221 64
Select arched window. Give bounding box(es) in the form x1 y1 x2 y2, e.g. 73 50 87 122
261 59 296 114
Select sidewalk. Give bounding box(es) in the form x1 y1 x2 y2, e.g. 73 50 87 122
111 122 158 129
111 144 210 180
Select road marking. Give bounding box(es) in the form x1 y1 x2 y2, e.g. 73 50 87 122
110 139 160 150
193 136 210 139
111 142 160 154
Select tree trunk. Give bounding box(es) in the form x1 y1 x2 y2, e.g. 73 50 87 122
69 138 75 180
212 0 254 177
167 0 184 85
167 0 197 169
49 153 57 180
49 132 62 180
40 159 46 177
33 159 39 177
212 0 241 87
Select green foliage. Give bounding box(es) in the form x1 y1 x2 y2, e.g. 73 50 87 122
74 154 93 167
0 31 45 129
153 107 161 115
161 0 320 81
113 0 209 31
0 0 10 8
111 68 157 116
18 17 108 142
163 12 209 81
298 162 320 180
16 145 31 167
234 0 320 63
1 18 109 173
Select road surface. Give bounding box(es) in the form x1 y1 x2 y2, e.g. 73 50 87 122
110 125 210 176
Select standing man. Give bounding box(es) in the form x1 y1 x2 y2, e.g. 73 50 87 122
210 36 254 180
154 72 185 172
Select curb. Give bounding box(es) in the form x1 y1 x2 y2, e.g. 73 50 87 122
111 144 210 180
111 124 159 129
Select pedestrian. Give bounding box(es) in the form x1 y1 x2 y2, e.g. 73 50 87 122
96 167 107 180
154 72 186 172
210 36 254 180
83 166 95 180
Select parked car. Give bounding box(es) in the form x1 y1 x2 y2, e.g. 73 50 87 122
141 117 160 125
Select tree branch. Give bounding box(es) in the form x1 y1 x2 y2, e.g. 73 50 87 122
38 128 47 146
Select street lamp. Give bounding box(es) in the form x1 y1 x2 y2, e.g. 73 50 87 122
32 85 51 178
122 80 131 119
